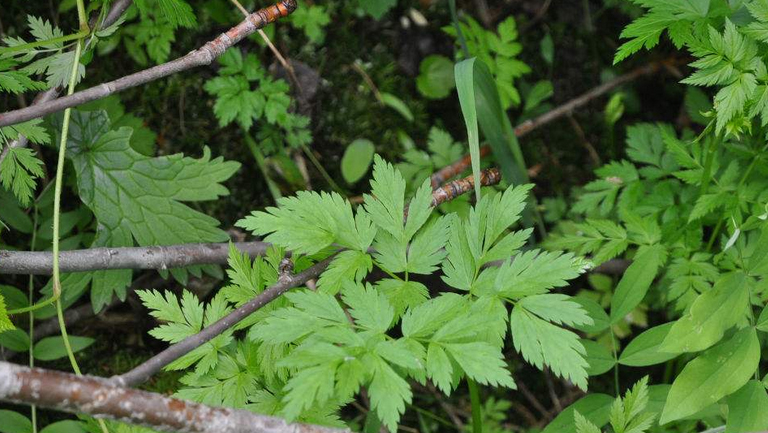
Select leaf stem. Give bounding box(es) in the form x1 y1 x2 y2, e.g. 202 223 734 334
610 326 620 397
467 378 483 433
698 133 721 197
244 133 282 203
449 0 470 59
300 144 345 194
28 205 39 433
76 0 89 31
0 30 90 54
51 37 110 433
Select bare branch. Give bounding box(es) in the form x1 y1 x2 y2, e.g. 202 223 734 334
0 241 271 275
109 255 335 387
0 361 350 433
0 0 298 128
429 60 671 187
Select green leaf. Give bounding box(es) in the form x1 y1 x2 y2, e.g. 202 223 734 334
582 340 616 376
0 328 30 351
0 147 44 206
661 272 749 353
342 282 394 333
496 250 587 299
0 292 13 333
725 380 768 433
406 216 450 275
380 93 414 122
416 55 455 99
376 279 429 319
358 0 397 19
757 304 768 332
542 394 614 433
510 305 590 390
0 410 32 433
135 0 196 28
289 5 330 43
59 110 238 296
455 58 482 202
368 356 412 431
610 244 665 324
619 323 678 367
660 328 760 424
445 342 516 388
518 294 592 327
341 139 375 184
39 421 87 433
572 297 611 334
317 250 373 295
575 411 602 433
240 189 373 255
33 336 94 361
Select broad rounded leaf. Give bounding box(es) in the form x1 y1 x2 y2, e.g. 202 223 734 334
0 410 31 433
341 139 375 184
582 339 615 376
572 297 611 334
660 328 760 424
541 393 614 433
619 322 678 367
0 328 30 352
416 55 455 99
33 336 94 361
725 380 768 433
610 244 665 324
39 421 87 433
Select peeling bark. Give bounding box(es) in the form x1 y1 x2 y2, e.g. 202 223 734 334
0 361 350 433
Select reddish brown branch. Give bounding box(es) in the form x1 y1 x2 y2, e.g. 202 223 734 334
431 167 501 205
0 0 298 128
429 61 669 187
0 361 349 433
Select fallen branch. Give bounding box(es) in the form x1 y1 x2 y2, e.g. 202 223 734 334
0 0 298 128
0 0 133 166
429 60 669 187
0 241 271 274
111 169 502 387
0 361 350 433
0 168 506 275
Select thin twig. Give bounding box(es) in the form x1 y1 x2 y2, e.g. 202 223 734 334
567 114 600 166
429 60 671 187
0 361 350 433
0 0 298 128
229 0 304 95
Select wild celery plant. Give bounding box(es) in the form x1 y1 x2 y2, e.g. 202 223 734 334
133 156 594 430
540 1 768 431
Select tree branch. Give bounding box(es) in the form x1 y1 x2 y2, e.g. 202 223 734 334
0 0 298 128
0 241 271 274
429 60 670 187
0 361 350 433
0 167 506 276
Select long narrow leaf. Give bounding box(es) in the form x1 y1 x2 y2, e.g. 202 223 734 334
455 58 482 202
